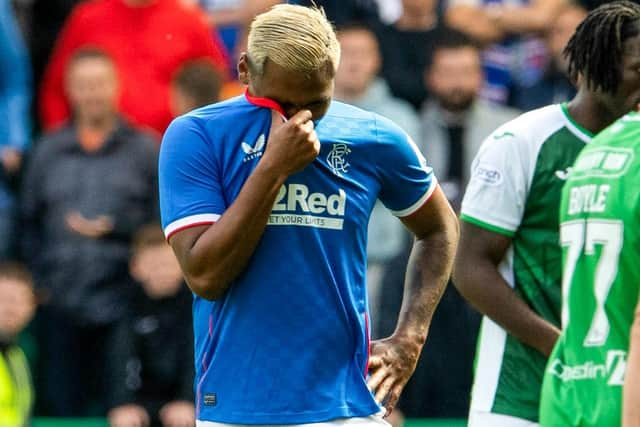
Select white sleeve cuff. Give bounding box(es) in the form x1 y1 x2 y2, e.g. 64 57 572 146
390 178 438 218
164 213 221 240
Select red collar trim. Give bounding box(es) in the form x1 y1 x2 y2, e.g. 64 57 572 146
244 89 286 117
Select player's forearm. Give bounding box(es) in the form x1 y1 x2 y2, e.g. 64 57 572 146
453 257 560 356
623 304 640 427
174 110 318 300
445 6 505 45
393 222 457 348
492 4 558 34
180 162 287 300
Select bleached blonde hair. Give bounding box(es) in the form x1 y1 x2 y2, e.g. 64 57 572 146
247 4 341 76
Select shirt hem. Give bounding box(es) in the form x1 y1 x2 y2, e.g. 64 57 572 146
486 406 539 424
196 404 382 425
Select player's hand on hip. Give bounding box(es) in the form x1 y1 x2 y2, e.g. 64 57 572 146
367 335 422 416
262 109 320 176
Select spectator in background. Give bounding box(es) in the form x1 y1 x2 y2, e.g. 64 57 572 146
107 224 194 427
23 0 81 110
290 0 380 27
454 2 640 425
334 24 420 142
196 0 281 65
170 59 223 116
182 0 281 100
578 0 608 10
374 0 402 24
0 262 36 427
375 30 518 419
39 0 229 135
394 29 519 418
445 0 564 106
511 3 587 111
333 22 418 334
0 1 31 260
420 30 520 211
21 49 159 417
376 0 445 110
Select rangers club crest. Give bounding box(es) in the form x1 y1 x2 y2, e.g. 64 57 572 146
327 143 351 176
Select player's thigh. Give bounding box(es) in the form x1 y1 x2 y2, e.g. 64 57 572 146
539 379 574 427
468 411 539 427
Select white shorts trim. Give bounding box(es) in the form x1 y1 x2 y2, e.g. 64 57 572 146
469 316 507 412
468 411 539 427
469 247 514 413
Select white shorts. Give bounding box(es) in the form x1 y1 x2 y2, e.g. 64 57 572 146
197 413 390 427
468 411 539 427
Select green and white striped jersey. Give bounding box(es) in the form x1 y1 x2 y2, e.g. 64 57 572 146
540 112 640 427
460 103 592 421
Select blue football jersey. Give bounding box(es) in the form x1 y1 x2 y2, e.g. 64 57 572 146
159 93 437 424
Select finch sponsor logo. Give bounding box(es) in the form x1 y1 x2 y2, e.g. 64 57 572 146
269 183 346 230
474 164 502 185
241 134 266 162
547 350 627 385
327 143 351 176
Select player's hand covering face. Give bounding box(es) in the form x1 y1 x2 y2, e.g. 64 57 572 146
240 56 334 121
261 109 321 177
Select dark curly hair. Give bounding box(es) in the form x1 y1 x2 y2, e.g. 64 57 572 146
565 0 640 94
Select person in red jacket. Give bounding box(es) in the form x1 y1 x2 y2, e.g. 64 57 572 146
39 0 229 135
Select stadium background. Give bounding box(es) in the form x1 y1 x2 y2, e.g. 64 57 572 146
0 0 615 425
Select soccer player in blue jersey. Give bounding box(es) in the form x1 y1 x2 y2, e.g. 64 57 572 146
159 4 459 427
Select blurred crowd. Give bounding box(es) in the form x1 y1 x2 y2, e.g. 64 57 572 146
0 0 601 425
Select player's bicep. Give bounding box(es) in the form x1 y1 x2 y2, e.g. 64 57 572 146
159 116 225 241
458 220 513 267
399 185 455 240
168 224 211 267
453 220 514 304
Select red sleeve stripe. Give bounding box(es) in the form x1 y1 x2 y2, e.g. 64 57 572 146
164 214 221 240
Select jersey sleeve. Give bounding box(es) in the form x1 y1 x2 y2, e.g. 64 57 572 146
159 115 226 240
375 115 437 217
460 127 529 236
